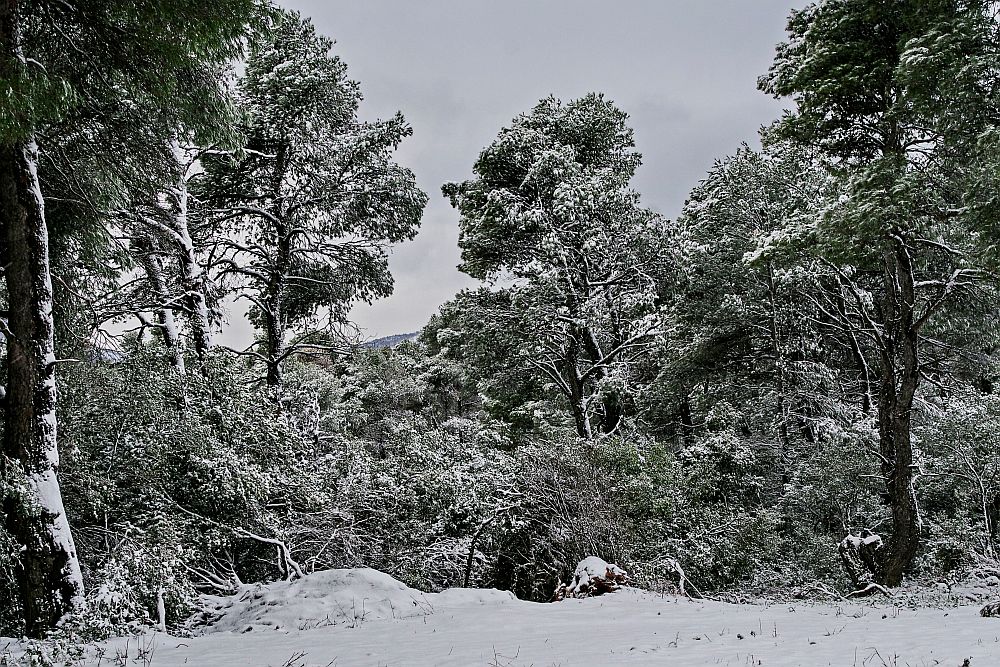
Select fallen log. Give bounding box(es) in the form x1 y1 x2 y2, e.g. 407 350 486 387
553 556 628 601
981 601 1000 617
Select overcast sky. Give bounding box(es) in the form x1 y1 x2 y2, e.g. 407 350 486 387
241 1 800 341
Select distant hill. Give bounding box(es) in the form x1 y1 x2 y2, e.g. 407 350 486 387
363 332 420 349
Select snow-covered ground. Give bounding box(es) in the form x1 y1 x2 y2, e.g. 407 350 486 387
6 568 1000 666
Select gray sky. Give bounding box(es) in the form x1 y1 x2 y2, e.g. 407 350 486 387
235 1 799 341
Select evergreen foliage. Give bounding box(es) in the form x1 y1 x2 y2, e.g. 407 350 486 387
4 0 1000 645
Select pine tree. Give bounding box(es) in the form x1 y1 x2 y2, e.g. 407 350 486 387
663 139 845 466
0 0 261 637
205 10 426 387
761 0 1000 585
443 94 670 439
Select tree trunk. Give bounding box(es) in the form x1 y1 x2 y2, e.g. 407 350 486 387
567 375 592 440
580 325 622 434
839 530 888 596
264 301 283 388
598 391 623 435
0 138 86 637
263 234 288 388
167 137 212 359
133 233 185 373
263 147 289 389
563 337 592 440
877 242 921 586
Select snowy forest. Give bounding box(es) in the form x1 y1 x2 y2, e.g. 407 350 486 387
4 1 1000 665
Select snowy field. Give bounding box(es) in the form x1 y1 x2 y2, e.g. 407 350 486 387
6 568 1000 666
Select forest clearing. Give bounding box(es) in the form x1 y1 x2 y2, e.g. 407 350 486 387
4 1 1000 665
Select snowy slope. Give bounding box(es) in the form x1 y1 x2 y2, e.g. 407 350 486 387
7 569 1000 666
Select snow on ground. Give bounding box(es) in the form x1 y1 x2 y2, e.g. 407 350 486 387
191 568 514 633
7 568 1000 666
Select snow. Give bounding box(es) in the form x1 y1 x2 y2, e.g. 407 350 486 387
191 568 513 633
7 569 1000 666
26 468 85 612
842 532 883 551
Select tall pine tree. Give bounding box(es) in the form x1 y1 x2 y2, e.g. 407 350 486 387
0 0 261 636
761 0 1000 584
205 10 426 387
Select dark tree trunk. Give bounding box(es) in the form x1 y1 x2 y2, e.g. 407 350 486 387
264 295 283 388
580 326 622 434
990 495 1000 546
557 332 592 440
263 146 289 388
565 365 592 441
263 228 289 388
877 241 921 587
599 391 623 435
179 240 212 360
0 138 86 637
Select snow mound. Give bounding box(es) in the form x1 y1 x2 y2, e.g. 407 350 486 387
194 568 515 634
431 587 516 606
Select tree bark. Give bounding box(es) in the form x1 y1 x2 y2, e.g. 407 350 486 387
167 137 213 359
0 0 85 637
566 370 592 440
264 296 283 387
263 226 289 388
839 530 888 597
262 145 289 388
563 336 593 440
580 325 622 434
877 241 921 586
133 233 185 373
0 138 86 637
